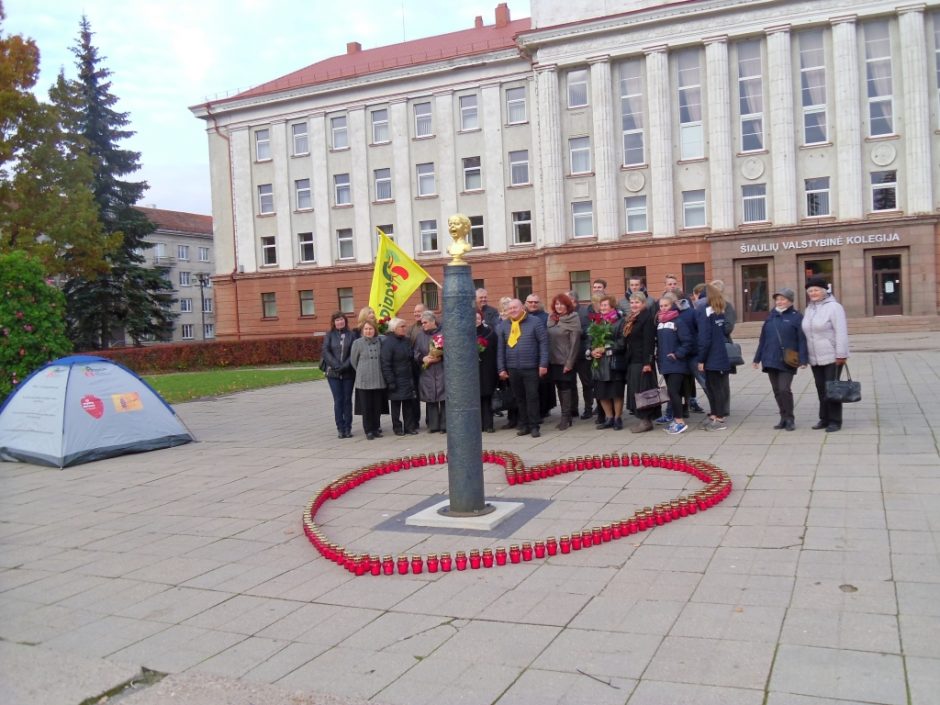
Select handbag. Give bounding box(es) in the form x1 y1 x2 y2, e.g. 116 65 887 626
635 378 670 410
825 363 861 403
318 359 328 372
724 341 744 367
491 383 515 412
773 324 800 368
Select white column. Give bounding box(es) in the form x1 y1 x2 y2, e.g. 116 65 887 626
705 35 734 231
831 15 863 220
347 107 372 264
481 82 507 252
230 127 257 272
590 56 619 241
390 99 415 256
645 46 675 237
534 64 565 246
899 4 932 213
270 121 294 268
434 90 457 234
309 113 332 264
766 25 797 225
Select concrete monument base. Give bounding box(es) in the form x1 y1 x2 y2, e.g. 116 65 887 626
405 499 524 531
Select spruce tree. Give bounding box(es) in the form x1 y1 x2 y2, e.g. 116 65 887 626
51 16 175 349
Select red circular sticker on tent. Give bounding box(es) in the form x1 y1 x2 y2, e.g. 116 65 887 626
80 395 104 419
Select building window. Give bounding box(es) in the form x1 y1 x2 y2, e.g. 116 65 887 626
261 235 277 265
292 122 308 155
298 232 315 262
203 323 214 339
374 168 392 201
865 22 893 136
800 29 827 144
179 271 191 286
154 242 167 259
334 173 351 205
299 290 315 317
181 323 194 340
371 108 389 143
202 297 213 313
511 210 532 245
421 282 439 310
416 162 436 196
377 224 394 240
682 189 707 228
569 136 591 174
513 276 533 301
506 86 526 123
805 177 830 217
463 156 482 191
469 215 484 248
682 262 706 294
258 183 274 214
567 68 588 108
414 102 432 137
624 195 648 233
330 115 348 149
177 244 189 261
261 292 277 318
336 228 354 260
871 170 897 211
738 40 764 152
419 219 438 252
198 246 209 262
620 60 645 166
295 178 312 210
179 298 193 313
255 128 270 160
459 94 478 130
337 287 354 313
509 150 529 185
572 201 594 238
569 270 590 301
742 184 767 222
678 50 704 160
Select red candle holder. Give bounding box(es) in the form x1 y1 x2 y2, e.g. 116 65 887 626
592 455 602 469
602 524 613 542
521 542 533 561
469 549 482 569
611 454 621 467
370 555 382 576
507 471 518 486
495 547 507 565
482 549 494 568
602 455 612 468
611 522 622 539
355 554 368 576
534 541 546 558
440 552 453 571
546 537 558 556
426 553 439 573
397 555 409 574
571 533 583 550
382 555 394 575
455 551 467 570
582 530 593 548
641 453 651 467
509 544 521 563
576 457 585 471
438 452 446 464
559 535 571 553
411 555 424 574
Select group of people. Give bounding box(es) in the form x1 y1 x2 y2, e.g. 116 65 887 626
319 275 850 440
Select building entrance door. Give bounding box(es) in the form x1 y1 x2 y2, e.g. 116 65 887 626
740 261 771 322
872 254 902 315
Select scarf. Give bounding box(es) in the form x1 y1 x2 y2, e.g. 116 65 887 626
508 311 527 348
658 308 679 324
622 308 642 337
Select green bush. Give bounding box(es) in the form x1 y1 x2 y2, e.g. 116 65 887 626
95 336 324 374
0 251 72 403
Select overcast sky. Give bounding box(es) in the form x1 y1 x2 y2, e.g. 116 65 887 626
5 0 531 216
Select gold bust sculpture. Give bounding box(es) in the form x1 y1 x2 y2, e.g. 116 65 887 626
447 213 472 265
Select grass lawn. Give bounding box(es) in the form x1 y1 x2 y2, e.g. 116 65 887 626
144 366 323 403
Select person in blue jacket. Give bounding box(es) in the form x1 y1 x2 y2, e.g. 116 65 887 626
656 292 694 435
696 283 734 431
752 287 809 431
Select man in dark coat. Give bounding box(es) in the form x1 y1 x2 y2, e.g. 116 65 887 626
381 317 419 435
476 289 501 331
497 299 549 438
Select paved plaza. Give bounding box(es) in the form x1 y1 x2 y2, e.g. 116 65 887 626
1 331 938 705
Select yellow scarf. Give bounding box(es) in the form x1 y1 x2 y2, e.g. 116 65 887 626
508 311 526 348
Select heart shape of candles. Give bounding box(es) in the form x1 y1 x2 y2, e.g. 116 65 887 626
302 450 732 576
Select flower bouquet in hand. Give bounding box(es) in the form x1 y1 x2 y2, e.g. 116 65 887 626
477 335 489 360
424 333 444 369
587 310 619 369
376 316 390 335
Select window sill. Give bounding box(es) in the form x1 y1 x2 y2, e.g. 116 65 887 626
415 194 439 200
296 261 317 266
740 221 773 229
259 264 279 269
418 251 440 257
867 209 902 217
458 127 481 134
865 133 899 142
336 258 357 263
625 230 651 237
460 189 485 195
292 152 310 158
568 104 588 111
567 172 594 178
413 134 436 141
257 212 275 218
332 204 353 210
506 120 529 127
510 242 535 248
679 226 711 234
372 199 395 205
299 314 317 319
261 317 279 322
294 208 314 214
799 141 832 150
370 141 391 147
800 215 836 223
677 157 707 165
736 149 768 157
255 158 272 164
620 163 648 171
508 183 532 189
330 146 351 153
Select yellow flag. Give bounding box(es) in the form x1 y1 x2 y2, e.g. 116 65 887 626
368 229 430 319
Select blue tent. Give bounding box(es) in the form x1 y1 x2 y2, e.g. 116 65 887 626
0 355 194 468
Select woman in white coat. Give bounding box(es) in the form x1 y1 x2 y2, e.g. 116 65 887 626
801 276 849 432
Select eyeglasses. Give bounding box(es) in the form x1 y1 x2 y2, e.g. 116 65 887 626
525 299 539 305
